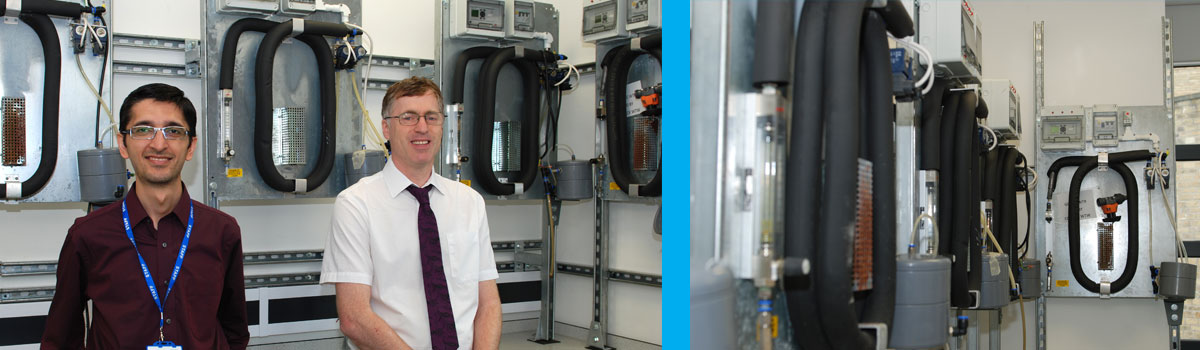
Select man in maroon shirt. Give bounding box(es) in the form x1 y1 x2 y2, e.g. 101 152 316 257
41 83 250 349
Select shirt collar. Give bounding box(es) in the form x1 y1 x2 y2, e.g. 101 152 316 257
124 182 192 226
382 159 445 198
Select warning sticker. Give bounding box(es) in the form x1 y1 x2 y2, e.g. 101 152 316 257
460 180 472 187
1056 280 1070 288
226 168 243 178
609 182 620 190
626 80 646 116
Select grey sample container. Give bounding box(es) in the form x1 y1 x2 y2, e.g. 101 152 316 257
77 148 127 204
555 160 592 200
1159 261 1197 301
344 150 387 186
891 256 951 349
1019 259 1042 298
976 253 1011 309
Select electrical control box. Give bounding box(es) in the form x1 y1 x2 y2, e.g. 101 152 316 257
450 0 506 40
1039 105 1086 150
217 0 279 14
625 0 660 33
1091 104 1121 147
582 0 626 43
981 79 1020 140
505 0 535 39
280 0 316 16
916 0 983 83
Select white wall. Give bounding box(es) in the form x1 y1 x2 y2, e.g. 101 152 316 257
969 1 1168 348
0 0 660 345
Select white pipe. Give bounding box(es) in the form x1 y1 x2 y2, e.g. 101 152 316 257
314 0 351 23
532 31 554 50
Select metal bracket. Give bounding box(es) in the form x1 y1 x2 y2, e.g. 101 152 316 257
859 323 889 350
0 260 58 276
243 250 323 265
1098 152 1109 172
1164 17 1175 120
1100 281 1112 298
5 174 19 200
1037 296 1047 350
1166 301 1185 350
184 39 202 78
244 273 320 288
112 34 203 78
112 60 195 78
0 287 54 304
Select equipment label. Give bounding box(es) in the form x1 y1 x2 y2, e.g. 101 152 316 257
626 80 646 116
1056 280 1070 288
226 168 243 178
460 180 472 186
609 182 620 190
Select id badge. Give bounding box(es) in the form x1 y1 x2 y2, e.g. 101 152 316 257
147 341 182 350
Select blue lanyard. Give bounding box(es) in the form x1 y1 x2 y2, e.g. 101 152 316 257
121 197 193 338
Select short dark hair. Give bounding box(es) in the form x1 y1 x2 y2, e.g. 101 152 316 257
382 77 443 116
119 83 197 135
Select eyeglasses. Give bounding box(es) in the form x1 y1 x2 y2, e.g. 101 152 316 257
383 112 445 126
120 126 191 140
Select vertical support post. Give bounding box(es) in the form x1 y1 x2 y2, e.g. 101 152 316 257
989 310 1001 350
1165 301 1185 350
1164 16 1175 120
1037 296 1047 350
967 310 980 350
1034 21 1045 112
530 195 561 344
587 159 613 350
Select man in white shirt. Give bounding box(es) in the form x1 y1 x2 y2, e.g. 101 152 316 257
321 77 501 350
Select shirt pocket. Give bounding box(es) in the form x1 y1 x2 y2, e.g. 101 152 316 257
448 231 481 284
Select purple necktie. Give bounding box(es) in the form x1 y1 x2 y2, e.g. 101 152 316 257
407 185 459 350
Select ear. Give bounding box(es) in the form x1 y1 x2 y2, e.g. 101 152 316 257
184 136 197 161
117 133 130 159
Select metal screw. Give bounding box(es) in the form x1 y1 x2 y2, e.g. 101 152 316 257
1173 314 1180 321
1173 304 1179 311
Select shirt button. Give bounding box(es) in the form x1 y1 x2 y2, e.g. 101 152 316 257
165 318 171 325
162 242 167 248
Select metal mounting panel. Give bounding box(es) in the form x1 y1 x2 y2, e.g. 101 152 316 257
202 0 363 201
1035 105 1176 298
435 1 558 200
595 39 661 203
0 16 110 202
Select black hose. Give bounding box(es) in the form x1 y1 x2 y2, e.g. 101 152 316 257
638 32 663 59
752 0 794 86
859 10 895 331
253 20 341 192
918 81 948 170
815 1 869 349
950 91 978 308
21 0 86 17
219 18 278 90
1067 156 1147 294
983 148 999 202
936 92 962 256
873 0 915 38
785 1 830 347
1047 150 1154 197
16 13 60 199
473 46 548 195
603 45 662 197
999 147 1020 277
450 46 500 104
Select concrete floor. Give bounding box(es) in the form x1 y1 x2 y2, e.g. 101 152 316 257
499 332 589 350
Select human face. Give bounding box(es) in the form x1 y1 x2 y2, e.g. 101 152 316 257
117 99 196 187
382 91 442 175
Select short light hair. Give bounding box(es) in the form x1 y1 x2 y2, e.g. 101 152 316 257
382 77 444 115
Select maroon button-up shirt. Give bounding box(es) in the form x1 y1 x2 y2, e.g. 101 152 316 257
41 183 249 349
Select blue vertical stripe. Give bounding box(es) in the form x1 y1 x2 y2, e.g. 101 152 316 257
662 0 690 349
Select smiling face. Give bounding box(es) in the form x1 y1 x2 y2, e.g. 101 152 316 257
117 99 196 186
382 91 443 177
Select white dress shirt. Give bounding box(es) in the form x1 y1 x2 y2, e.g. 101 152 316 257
321 159 499 350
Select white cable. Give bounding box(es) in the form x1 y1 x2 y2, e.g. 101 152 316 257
553 143 576 160
1154 151 1187 260
890 33 935 94
75 51 115 140
346 23 374 105
981 125 999 151
555 62 578 87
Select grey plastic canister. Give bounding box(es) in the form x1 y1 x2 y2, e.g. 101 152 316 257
344 150 387 186
1159 261 1197 301
976 253 1010 309
77 148 127 204
555 160 592 200
891 256 951 349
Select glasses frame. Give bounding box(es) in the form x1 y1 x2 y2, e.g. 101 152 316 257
383 112 446 126
120 125 193 141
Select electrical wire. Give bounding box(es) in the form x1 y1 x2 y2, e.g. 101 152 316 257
76 50 115 141
350 70 386 148
1153 151 1187 260
981 125 999 151
983 210 1027 350
553 143 576 160
345 23 374 107
555 61 579 87
889 33 935 94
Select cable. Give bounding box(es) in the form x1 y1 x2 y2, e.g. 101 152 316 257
1154 151 1186 260
888 33 934 93
983 210 1026 350
981 125 999 151
349 70 385 148
75 47 115 142
553 143 575 160
346 23 374 106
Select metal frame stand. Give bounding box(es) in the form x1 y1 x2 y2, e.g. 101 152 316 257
587 158 614 350
526 195 562 344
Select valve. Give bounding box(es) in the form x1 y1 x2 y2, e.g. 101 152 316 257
634 84 662 117
1096 193 1127 223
